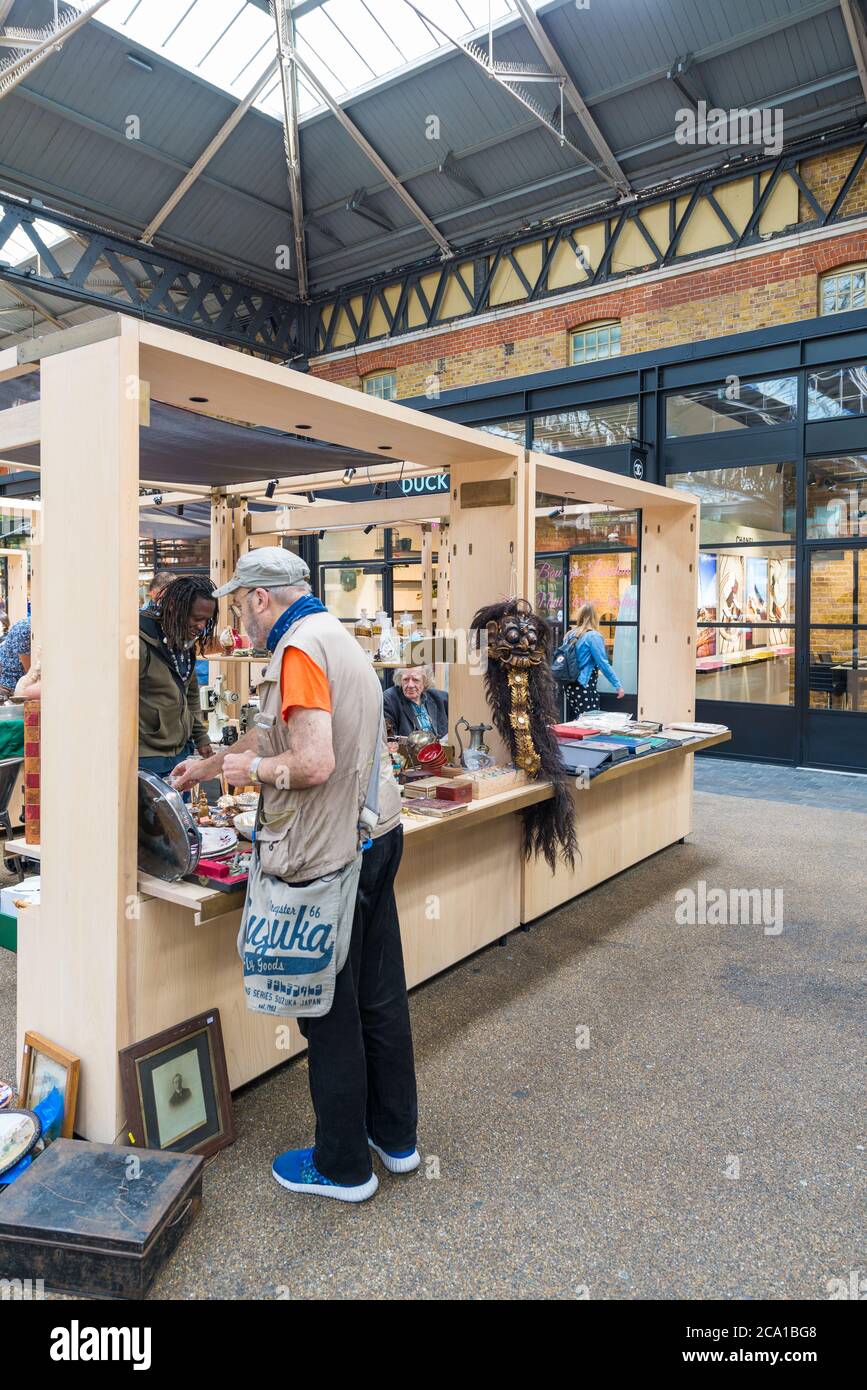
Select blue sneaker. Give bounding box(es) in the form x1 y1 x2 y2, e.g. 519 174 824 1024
271 1147 378 1203
368 1137 421 1174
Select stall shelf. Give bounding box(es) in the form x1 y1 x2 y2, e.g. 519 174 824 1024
0 316 702 1142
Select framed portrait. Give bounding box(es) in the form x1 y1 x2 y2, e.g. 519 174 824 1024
119 1010 235 1160
19 1032 80 1139
0 1107 41 1179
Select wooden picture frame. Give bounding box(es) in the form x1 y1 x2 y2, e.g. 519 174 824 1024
119 1009 235 1160
19 1032 80 1139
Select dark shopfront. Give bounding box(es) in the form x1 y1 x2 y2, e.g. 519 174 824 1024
398 307 867 775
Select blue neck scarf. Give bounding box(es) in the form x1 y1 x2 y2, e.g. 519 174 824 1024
266 593 327 652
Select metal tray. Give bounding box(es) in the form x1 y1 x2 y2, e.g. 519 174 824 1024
137 771 201 881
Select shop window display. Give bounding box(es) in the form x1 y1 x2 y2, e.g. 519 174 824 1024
693 544 795 705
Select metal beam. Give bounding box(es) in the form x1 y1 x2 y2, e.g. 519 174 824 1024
0 0 112 99
289 48 452 258
140 58 279 244
512 0 631 194
273 0 308 299
0 197 308 360
840 0 867 104
307 124 867 353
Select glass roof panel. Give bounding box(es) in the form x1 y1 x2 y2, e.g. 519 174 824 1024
0 219 69 268
68 0 546 121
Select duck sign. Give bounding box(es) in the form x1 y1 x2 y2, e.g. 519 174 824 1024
237 852 362 1017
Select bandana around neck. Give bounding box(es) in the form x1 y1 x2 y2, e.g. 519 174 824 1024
266 593 327 652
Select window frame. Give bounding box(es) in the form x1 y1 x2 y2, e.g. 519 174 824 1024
362 370 397 401
570 320 622 366
819 264 867 317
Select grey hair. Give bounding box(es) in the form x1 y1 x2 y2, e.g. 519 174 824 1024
396 664 434 690
268 580 312 602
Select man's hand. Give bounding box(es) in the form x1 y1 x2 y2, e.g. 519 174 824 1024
616 688 626 700
170 752 222 791
222 748 258 787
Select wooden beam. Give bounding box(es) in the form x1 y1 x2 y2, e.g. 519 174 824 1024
0 400 39 451
249 491 448 535
0 547 27 622
138 321 513 471
533 453 697 512
19 318 141 1142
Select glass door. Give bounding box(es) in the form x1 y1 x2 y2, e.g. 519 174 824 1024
802 455 867 770
802 545 867 768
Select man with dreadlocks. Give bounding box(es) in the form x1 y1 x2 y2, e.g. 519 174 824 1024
138 575 218 781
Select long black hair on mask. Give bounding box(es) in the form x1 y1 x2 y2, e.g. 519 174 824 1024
470 599 577 873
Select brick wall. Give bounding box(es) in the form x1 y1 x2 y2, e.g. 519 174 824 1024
309 227 867 399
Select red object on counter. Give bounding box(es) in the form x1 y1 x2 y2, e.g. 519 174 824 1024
417 742 446 769
435 781 472 804
550 724 604 740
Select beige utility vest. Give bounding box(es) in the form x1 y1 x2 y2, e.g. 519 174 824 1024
255 611 401 882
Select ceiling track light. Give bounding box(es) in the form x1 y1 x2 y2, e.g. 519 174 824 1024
363 523 375 535
343 467 357 485
265 479 278 499
306 491 316 504
318 529 325 541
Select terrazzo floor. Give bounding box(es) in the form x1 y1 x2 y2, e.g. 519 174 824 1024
0 762 863 1300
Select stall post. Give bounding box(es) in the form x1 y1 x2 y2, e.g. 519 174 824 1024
17 321 141 1140
446 447 532 762
0 548 28 623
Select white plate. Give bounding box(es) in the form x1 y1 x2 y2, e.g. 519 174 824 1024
233 811 256 841
200 826 238 857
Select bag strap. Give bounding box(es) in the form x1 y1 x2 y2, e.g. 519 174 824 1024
357 695 383 849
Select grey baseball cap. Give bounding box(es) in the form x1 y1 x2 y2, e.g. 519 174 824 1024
213 546 310 597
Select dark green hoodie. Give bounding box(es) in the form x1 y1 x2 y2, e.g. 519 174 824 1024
139 614 209 758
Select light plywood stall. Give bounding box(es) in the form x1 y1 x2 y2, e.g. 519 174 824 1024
1 317 702 1143
0 546 28 624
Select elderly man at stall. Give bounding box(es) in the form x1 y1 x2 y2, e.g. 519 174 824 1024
171 548 418 1204
383 665 448 739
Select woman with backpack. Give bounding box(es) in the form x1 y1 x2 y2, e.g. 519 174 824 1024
554 602 626 719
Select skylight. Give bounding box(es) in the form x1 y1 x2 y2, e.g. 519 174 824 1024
68 0 542 123
0 217 69 268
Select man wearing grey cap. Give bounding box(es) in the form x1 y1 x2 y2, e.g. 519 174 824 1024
171 547 418 1202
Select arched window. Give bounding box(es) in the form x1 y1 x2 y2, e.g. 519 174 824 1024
819 265 867 316
570 320 621 365
363 370 397 400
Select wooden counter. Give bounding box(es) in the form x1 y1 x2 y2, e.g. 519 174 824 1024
13 733 727 1140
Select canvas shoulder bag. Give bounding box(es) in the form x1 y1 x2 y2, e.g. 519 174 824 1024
236 712 383 1019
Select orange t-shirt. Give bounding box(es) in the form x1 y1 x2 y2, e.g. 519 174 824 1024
279 647 332 722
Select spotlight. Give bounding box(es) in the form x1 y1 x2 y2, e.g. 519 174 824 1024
548 506 565 519
153 493 163 507
372 482 384 497
363 523 375 535
306 491 316 504
177 504 184 517
318 529 325 541
342 467 356 485
265 479 278 499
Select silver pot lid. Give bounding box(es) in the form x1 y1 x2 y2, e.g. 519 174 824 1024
137 771 201 882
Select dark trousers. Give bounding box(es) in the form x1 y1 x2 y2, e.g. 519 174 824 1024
297 825 418 1185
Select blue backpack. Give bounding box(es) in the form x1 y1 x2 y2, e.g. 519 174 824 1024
551 632 580 684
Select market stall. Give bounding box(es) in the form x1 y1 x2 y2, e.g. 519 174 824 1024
0 316 713 1143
